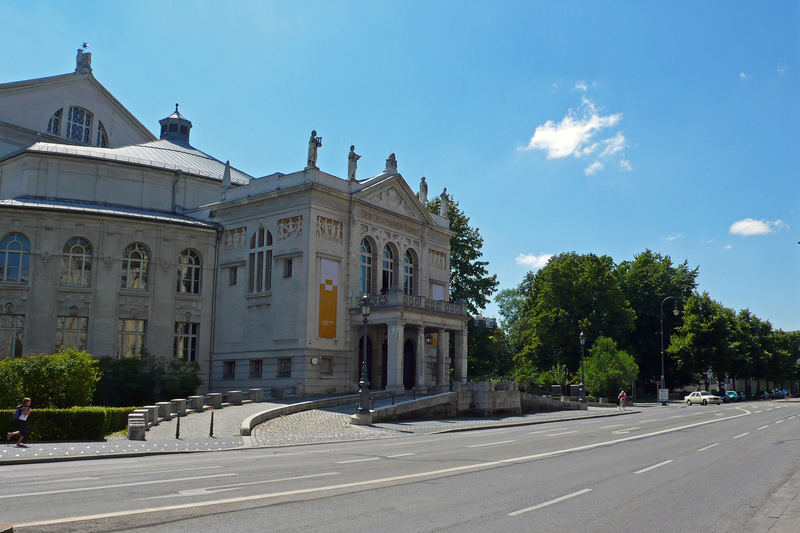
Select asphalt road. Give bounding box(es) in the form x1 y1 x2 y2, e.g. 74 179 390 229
4 400 799 532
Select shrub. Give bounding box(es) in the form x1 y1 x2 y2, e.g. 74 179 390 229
0 348 100 408
583 337 639 399
94 356 202 407
0 407 136 441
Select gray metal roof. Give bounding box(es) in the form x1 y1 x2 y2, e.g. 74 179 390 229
0 196 217 229
23 140 252 184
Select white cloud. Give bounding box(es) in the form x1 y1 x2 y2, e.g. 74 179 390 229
662 234 683 242
619 159 632 171
551 82 559 90
573 80 588 92
600 131 626 157
584 161 603 175
522 97 622 159
777 64 787 75
729 218 789 236
738 71 751 80
724 244 733 250
515 253 553 269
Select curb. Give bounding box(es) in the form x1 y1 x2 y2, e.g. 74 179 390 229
430 409 638 434
0 522 13 533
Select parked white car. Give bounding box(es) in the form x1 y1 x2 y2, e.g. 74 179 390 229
684 391 722 405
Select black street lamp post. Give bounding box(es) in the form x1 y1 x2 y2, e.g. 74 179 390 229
660 296 680 404
357 293 371 414
579 331 586 403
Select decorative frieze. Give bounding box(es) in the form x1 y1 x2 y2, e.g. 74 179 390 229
223 227 247 249
429 249 448 270
278 216 303 241
316 216 343 243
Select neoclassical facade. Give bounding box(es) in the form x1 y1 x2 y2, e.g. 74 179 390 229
0 50 468 395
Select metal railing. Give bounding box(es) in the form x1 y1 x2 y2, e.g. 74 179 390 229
353 291 467 316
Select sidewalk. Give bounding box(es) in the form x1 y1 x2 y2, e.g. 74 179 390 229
745 467 800 532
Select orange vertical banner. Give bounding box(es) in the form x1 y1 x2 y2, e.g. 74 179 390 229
318 259 338 338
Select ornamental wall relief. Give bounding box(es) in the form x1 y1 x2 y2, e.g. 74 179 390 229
223 227 247 249
429 249 448 270
278 216 303 241
316 216 343 243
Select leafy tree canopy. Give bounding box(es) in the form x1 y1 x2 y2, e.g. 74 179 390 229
583 336 639 399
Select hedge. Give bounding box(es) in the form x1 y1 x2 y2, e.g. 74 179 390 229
94 356 202 407
1 407 137 441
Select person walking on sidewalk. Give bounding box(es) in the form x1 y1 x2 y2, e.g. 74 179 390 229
617 390 627 411
7 397 32 447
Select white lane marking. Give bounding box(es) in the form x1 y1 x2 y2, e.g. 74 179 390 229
638 419 657 423
732 432 749 439
600 424 623 429
634 460 673 474
546 431 578 437
775 420 784 424
387 453 415 458
0 473 238 500
16 407 752 528
141 472 339 499
381 439 436 447
714 413 724 417
697 443 719 452
666 415 682 419
335 457 381 464
613 427 640 434
12 465 224 486
468 440 516 448
528 430 548 434
789 416 796 420
507 488 592 517
757 425 769 430
2 462 222 480
753 410 762 414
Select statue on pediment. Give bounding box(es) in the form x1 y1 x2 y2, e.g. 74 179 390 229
439 188 449 218
348 145 361 180
418 176 428 204
307 130 322 169
75 48 92 74
385 153 398 174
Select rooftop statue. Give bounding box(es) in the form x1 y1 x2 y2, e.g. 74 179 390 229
418 176 428 204
306 130 322 169
75 48 92 74
385 153 398 174
439 187 449 218
348 145 361 180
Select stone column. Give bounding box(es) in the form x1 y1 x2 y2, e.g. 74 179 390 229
436 329 449 392
415 326 426 390
386 322 405 391
453 328 468 384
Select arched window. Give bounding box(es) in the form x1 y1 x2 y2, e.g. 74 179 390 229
96 121 108 147
248 227 272 293
60 237 92 287
66 106 93 143
0 233 31 284
359 238 372 295
381 245 394 293
403 250 415 296
47 108 63 135
121 242 150 290
177 249 201 294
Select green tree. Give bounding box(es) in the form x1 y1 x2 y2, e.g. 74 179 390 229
516 252 635 372
615 250 698 385
582 336 639 399
428 196 499 315
467 321 513 378
496 271 536 356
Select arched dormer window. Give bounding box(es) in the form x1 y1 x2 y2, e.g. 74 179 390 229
359 238 372 295
66 106 93 143
96 121 108 147
403 250 415 296
60 237 92 287
177 249 201 294
248 227 272 293
47 108 63 135
381 245 395 293
121 242 150 290
0 232 31 284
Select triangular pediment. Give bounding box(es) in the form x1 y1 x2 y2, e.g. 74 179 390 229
357 174 434 225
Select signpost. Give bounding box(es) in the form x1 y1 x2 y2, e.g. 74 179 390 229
658 388 669 405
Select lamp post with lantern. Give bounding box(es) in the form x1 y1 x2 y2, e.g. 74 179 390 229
357 293 371 414
579 331 586 403
660 296 680 404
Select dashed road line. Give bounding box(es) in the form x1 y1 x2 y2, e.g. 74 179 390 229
753 410 762 414
468 440 516 448
697 443 719 452
638 418 657 423
635 460 673 474
757 425 769 430
507 489 592 517
600 424 623 429
335 457 381 464
732 432 749 439
774 420 783 424
613 427 640 434
546 431 578 437
387 453 415 458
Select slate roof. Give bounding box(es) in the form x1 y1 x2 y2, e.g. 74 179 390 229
19 139 252 184
0 196 217 229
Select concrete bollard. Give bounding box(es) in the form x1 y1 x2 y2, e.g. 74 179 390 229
133 408 152 426
226 390 243 405
171 398 187 416
248 389 264 402
205 393 223 409
187 395 204 411
143 405 160 425
128 414 147 440
156 402 172 421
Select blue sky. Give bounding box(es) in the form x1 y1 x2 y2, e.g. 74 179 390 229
3 1 798 330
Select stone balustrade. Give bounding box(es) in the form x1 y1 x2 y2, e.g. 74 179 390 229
353 290 467 317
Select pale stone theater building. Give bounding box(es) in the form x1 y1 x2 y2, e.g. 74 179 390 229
0 50 469 395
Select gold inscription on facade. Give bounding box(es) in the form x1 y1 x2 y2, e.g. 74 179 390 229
358 207 420 237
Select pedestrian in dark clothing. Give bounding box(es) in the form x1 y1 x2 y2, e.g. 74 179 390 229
7 397 31 447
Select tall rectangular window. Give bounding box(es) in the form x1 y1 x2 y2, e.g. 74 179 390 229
223 360 236 379
277 358 292 378
0 314 24 358
283 258 293 278
117 319 146 359
174 322 199 362
56 315 88 350
249 359 263 378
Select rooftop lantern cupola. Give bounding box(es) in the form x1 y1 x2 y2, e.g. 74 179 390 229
159 103 192 145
